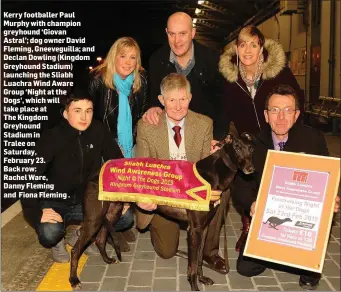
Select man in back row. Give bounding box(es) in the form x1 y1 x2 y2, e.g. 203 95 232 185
143 11 227 274
145 11 225 139
232 84 339 290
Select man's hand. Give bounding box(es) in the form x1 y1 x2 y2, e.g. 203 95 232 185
137 202 157 211
250 202 256 217
210 140 221 154
334 196 340 213
41 208 63 223
142 107 162 125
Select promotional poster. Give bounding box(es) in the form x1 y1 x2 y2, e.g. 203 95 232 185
1 1 340 291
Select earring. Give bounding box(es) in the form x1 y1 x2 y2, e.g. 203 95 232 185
259 47 263 56
236 53 239 67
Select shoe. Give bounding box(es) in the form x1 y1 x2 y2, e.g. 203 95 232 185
299 275 320 290
66 228 79 247
108 232 131 252
52 238 70 263
235 215 250 252
122 229 136 242
66 227 99 256
203 254 228 274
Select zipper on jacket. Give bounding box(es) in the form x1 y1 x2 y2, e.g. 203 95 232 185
252 100 261 130
77 132 84 184
104 89 111 131
236 81 261 130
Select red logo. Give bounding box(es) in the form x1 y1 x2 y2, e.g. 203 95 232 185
293 171 308 183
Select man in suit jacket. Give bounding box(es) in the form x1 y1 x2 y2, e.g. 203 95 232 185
232 84 339 290
135 73 227 274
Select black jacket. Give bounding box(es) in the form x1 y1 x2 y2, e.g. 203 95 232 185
232 123 329 211
33 119 123 206
89 71 148 142
148 40 225 139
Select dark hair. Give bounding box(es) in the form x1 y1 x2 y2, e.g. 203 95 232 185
265 84 300 109
61 86 93 110
237 25 265 48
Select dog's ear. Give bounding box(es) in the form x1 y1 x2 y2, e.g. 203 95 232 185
228 121 239 138
225 134 233 144
242 132 256 143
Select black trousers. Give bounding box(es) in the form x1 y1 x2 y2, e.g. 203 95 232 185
237 239 321 282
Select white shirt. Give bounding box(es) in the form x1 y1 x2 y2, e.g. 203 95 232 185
166 115 187 160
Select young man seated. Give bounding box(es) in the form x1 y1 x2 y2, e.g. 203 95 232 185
33 87 133 262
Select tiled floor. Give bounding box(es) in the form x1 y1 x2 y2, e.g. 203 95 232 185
77 134 341 291
77 204 340 291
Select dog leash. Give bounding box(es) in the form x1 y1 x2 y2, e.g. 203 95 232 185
213 132 228 149
221 188 230 273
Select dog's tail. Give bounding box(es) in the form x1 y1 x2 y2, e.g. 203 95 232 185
103 218 122 261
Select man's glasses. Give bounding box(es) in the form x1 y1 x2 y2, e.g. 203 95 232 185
267 107 296 115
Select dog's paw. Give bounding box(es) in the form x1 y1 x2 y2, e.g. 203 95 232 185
73 283 82 291
111 258 120 264
199 275 214 286
69 277 81 290
104 257 119 264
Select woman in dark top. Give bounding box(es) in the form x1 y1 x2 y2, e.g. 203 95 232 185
218 26 303 252
89 36 148 248
89 36 148 157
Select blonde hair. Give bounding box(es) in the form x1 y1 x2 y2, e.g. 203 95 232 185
160 73 191 97
237 25 265 47
92 37 143 93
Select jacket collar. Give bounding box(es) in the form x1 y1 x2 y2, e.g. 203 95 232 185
60 118 93 137
219 39 286 83
183 110 198 162
160 40 203 65
257 123 302 150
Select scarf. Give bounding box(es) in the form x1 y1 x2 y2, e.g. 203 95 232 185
114 73 134 158
239 53 264 88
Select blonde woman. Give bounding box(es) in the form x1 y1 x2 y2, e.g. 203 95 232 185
89 37 148 249
89 36 148 158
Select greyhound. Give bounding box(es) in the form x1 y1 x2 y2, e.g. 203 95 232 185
69 129 255 291
263 217 292 230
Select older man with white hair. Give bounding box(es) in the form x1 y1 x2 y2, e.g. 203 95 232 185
137 73 228 275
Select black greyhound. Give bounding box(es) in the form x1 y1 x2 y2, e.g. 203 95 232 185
69 129 255 291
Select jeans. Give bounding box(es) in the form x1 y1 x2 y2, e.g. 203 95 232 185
115 208 134 232
37 201 134 248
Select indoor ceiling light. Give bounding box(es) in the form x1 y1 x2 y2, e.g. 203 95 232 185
197 0 229 15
